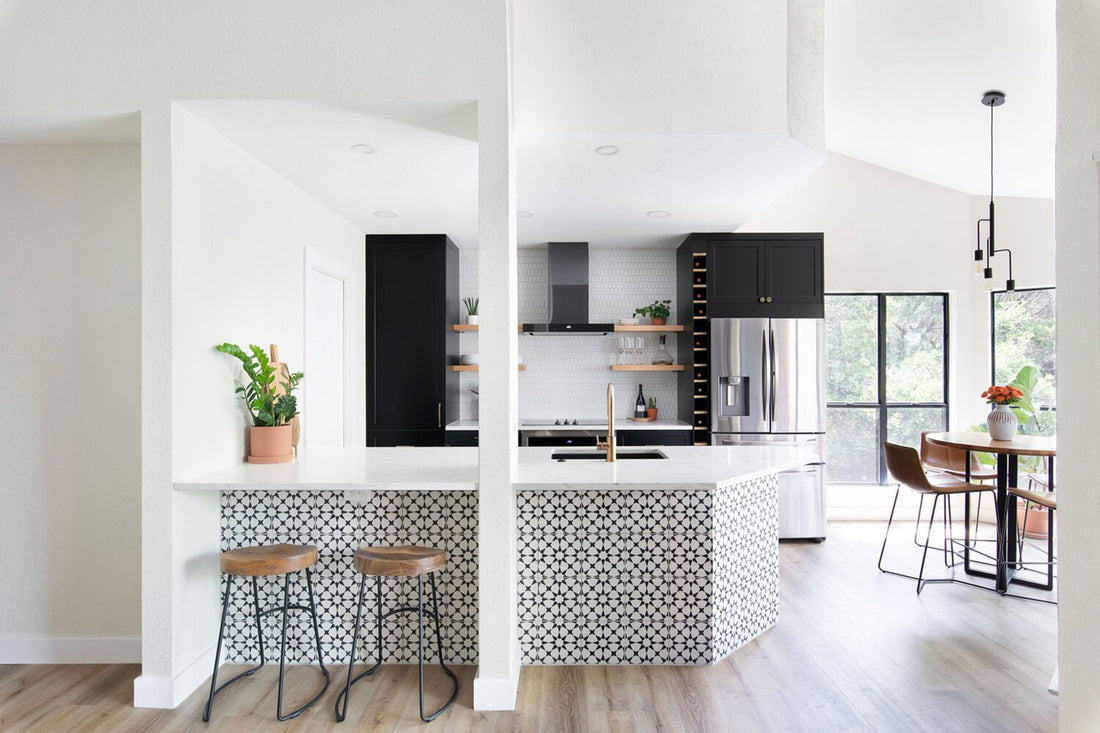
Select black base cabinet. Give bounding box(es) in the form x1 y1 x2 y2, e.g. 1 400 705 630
366 234 458 447
617 430 692 447
444 430 478 447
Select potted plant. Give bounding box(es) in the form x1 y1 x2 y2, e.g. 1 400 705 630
463 297 479 325
634 299 672 326
981 383 1024 441
215 342 303 463
646 397 658 420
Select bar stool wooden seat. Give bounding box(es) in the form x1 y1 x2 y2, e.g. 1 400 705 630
335 545 458 723
203 543 330 722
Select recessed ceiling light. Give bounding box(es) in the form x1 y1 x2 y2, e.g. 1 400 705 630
646 210 671 218
517 210 534 218
372 211 398 219
594 145 619 156
350 144 376 154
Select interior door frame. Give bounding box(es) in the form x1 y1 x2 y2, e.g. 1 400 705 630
303 248 353 447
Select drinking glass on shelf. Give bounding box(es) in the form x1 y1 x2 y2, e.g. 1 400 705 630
617 336 627 365
636 336 646 363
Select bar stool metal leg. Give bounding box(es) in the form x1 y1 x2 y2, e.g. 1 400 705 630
421 572 459 722
275 568 331 722
204 575 268 722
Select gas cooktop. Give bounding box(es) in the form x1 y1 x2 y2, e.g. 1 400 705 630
521 418 608 427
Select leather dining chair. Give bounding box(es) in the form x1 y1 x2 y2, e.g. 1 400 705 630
920 431 996 544
880 442 997 594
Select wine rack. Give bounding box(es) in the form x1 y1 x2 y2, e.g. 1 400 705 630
691 251 710 446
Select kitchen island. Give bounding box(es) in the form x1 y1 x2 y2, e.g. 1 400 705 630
174 444 812 670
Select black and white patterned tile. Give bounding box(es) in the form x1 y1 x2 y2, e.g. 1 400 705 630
219 490 478 666
516 477 778 666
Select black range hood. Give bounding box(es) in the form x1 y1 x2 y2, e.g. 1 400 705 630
521 242 614 335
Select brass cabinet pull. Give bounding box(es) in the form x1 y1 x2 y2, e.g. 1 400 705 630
437 402 442 428
766 296 773 303
758 296 765 303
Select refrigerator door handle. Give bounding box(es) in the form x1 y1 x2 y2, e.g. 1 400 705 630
768 327 777 428
760 329 769 424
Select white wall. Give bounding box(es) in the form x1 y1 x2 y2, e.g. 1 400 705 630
738 153 1054 516
0 0 514 709
740 152 1054 431
171 104 366 478
1056 0 1100 725
0 143 141 661
167 105 367 678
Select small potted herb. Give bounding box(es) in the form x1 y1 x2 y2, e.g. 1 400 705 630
646 397 658 420
215 342 303 463
463 297 479 325
634 299 672 326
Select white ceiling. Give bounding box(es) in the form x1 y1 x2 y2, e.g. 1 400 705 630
180 100 480 247
515 134 821 248
174 2 1056 251
825 0 1055 198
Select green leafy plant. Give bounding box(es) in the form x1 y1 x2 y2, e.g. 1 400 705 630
214 343 303 427
634 299 672 320
971 365 1053 470
463 297 479 316
647 397 657 409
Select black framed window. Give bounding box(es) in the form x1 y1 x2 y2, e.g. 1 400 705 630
825 293 949 484
991 287 1056 412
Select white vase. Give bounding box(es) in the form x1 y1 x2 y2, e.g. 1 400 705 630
466 314 479 325
987 403 1018 441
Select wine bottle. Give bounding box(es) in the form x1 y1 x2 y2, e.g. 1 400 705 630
635 384 646 418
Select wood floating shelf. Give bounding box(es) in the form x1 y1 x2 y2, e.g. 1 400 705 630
609 364 684 372
450 364 526 371
613 324 685 332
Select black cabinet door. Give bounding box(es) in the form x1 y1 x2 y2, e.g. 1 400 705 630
708 241 765 317
762 239 823 317
366 235 458 445
618 429 692 446
706 234 823 318
370 429 444 447
445 430 478 447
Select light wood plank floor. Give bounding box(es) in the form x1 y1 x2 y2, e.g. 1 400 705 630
0 523 1058 732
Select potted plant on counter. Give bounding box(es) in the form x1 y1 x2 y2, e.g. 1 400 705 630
634 299 672 326
215 342 303 463
646 397 658 420
463 297 479 325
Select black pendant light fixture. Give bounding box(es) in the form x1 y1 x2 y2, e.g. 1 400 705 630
973 90 1015 291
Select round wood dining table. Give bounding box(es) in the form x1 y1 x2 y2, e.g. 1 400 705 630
925 431 1056 594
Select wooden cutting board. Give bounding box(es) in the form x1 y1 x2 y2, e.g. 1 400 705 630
269 344 301 452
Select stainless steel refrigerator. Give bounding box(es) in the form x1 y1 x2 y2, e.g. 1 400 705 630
710 318 827 540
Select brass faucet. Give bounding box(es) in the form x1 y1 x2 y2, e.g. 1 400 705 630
596 382 616 462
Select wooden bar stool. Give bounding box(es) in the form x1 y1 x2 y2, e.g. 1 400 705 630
203 543 330 722
334 545 459 723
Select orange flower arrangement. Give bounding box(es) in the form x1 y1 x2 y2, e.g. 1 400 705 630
981 385 1024 405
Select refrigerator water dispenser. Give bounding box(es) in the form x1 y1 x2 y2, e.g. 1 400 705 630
718 376 750 417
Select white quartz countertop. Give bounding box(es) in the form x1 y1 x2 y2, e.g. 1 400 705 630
447 419 692 431
514 445 817 491
173 445 813 493
174 447 478 492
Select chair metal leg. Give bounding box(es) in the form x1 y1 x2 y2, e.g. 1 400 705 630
913 494 925 547
203 574 233 722
878 487 902 574
917 495 940 595
335 574 368 722
417 573 459 722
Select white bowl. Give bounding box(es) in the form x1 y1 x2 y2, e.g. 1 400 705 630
619 317 641 325
460 354 479 365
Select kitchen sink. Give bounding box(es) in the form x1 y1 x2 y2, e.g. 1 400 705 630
551 450 668 461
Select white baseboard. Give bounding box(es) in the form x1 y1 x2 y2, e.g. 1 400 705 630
133 643 216 709
473 639 522 711
0 636 140 664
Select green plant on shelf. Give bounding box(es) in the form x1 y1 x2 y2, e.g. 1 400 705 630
634 299 672 320
648 397 657 409
214 342 302 427
463 297 479 316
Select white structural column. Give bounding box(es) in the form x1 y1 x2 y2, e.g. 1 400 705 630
1056 0 1100 726
473 12 521 708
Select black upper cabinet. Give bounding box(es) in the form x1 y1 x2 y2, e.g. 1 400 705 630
366 234 458 446
702 233 823 318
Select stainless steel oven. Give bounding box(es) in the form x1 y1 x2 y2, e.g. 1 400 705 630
520 429 601 447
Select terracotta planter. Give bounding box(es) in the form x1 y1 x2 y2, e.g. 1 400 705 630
248 424 294 464
646 408 658 420
651 316 667 326
1017 501 1053 539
